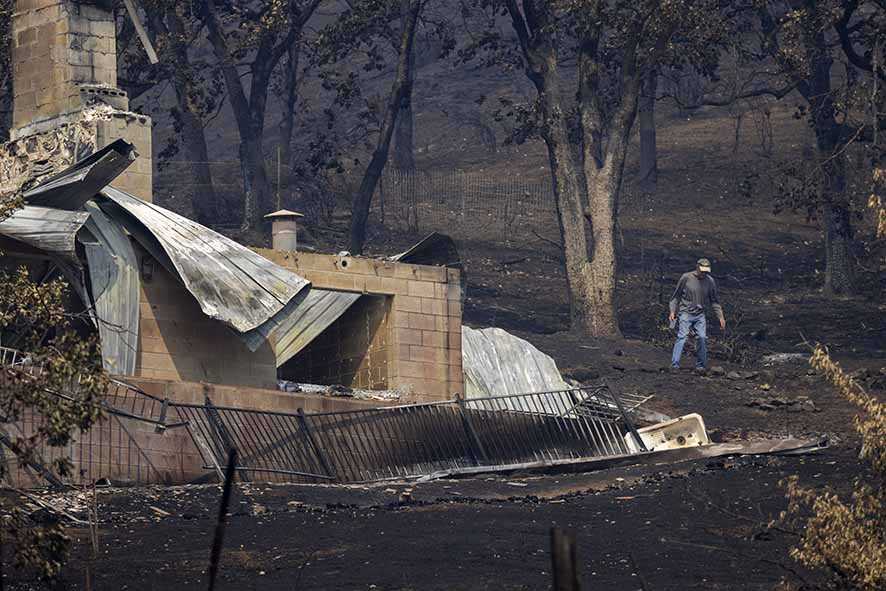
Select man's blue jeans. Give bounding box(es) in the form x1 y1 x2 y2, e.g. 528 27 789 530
671 311 707 368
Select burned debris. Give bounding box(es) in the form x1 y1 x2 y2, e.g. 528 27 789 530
2 2 877 590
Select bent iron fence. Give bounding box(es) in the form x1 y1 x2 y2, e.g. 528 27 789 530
2 346 646 485
174 386 646 484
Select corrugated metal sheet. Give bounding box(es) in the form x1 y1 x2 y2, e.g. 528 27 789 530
462 326 570 399
81 201 139 375
23 139 136 210
0 205 89 260
241 287 360 363
99 187 310 333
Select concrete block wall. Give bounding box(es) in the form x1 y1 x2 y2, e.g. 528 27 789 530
94 112 153 202
280 295 392 390
11 0 119 132
134 246 278 388
257 250 464 401
2 407 193 486
9 0 153 202
131 247 463 401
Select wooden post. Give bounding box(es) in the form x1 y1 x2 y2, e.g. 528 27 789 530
550 527 580 591
208 448 237 591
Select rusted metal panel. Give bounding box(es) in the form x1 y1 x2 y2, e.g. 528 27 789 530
81 201 139 375
99 187 310 333
22 139 136 211
0 205 89 259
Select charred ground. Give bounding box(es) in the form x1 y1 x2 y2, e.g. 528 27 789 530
6 30 886 591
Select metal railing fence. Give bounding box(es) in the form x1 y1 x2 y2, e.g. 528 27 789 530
3 346 647 486
174 386 644 484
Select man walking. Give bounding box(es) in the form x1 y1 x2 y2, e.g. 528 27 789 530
669 258 725 370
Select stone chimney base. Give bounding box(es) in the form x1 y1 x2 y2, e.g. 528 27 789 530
0 106 152 202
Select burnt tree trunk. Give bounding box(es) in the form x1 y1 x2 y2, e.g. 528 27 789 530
278 42 302 198
537 92 591 334
392 49 416 170
160 7 222 225
231 56 275 230
349 0 421 254
577 34 641 338
760 2 856 295
205 5 271 230
823 196 854 293
392 3 416 172
238 135 271 229
637 69 658 193
204 0 320 231
803 23 855 295
506 2 625 337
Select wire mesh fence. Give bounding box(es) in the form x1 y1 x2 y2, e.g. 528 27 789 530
154 161 560 242
373 168 558 242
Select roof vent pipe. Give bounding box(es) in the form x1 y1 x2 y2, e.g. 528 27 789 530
264 210 304 252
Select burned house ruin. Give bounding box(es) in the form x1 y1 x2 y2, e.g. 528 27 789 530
0 0 725 488
1 0 464 402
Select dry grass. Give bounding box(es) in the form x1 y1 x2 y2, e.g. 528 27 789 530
777 345 885 591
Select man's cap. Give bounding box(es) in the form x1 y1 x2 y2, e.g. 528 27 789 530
697 258 711 272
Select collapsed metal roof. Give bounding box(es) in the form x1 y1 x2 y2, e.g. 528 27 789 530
22 139 136 211
98 186 309 333
0 205 89 261
242 287 361 366
80 201 140 375
462 326 570 400
0 140 359 375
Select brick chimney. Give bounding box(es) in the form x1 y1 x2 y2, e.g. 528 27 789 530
5 0 152 201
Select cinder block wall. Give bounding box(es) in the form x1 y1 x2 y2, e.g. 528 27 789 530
12 0 117 128
280 295 392 390
9 0 153 202
131 248 463 400
95 113 153 201
134 246 279 388
257 250 464 401
11 0 118 130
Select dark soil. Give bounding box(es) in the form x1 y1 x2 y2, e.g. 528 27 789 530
8 447 862 590
6 343 879 590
